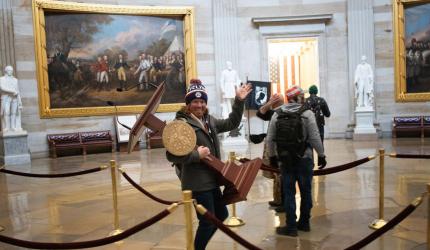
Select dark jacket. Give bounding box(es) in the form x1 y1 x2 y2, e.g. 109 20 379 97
166 98 245 191
266 103 325 160
256 109 274 121
304 95 330 127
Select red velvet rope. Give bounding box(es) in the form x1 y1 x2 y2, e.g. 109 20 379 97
196 206 263 250
260 164 281 174
345 202 420 249
239 157 372 176
313 157 372 176
0 208 171 249
391 153 430 159
121 171 178 205
0 167 104 178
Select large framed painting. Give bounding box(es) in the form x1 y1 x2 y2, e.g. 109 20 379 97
32 0 196 118
394 0 430 102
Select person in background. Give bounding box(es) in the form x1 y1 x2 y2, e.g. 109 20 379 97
305 85 330 146
266 86 326 237
256 93 285 211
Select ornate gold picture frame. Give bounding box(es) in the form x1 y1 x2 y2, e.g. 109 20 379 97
393 0 430 102
33 0 196 118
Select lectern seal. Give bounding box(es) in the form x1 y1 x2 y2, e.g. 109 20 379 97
162 120 196 156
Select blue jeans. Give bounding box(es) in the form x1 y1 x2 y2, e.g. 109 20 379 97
280 157 313 230
319 126 325 145
193 188 228 250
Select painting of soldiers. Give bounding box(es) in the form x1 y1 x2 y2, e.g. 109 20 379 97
405 4 430 93
44 13 187 109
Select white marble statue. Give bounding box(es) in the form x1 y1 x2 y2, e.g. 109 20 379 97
0 65 22 132
354 55 374 108
220 61 241 118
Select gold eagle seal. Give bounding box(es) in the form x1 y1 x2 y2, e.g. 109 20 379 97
162 120 196 156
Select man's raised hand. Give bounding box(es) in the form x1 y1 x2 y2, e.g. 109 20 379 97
236 83 253 101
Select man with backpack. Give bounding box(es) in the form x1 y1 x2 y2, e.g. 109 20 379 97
266 85 327 237
305 85 331 144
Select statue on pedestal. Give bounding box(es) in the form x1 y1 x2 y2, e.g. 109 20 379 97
0 65 22 132
354 55 374 109
220 61 241 118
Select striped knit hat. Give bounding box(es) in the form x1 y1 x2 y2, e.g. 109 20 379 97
286 85 304 99
185 79 208 104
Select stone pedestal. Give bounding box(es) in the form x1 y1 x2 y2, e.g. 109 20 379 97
353 107 377 140
221 117 248 150
0 130 31 165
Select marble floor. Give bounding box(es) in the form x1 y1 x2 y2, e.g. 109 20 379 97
0 138 428 250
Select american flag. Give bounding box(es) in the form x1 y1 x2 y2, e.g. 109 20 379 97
269 56 280 93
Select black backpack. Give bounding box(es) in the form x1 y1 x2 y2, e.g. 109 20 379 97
274 108 307 167
306 97 324 127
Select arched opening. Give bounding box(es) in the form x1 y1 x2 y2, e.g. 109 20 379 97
267 37 319 100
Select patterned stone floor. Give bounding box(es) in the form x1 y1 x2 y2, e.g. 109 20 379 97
0 138 428 249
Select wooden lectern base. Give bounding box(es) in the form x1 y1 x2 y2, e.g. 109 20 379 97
202 155 263 205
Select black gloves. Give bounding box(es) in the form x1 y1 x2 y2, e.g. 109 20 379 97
317 156 327 170
269 156 279 168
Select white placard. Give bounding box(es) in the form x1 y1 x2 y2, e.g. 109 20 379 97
115 115 138 143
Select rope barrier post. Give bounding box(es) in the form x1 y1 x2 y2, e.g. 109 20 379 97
108 160 123 236
369 148 387 230
427 183 430 250
183 190 194 250
224 152 245 227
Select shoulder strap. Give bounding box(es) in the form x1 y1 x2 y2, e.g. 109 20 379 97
298 105 308 114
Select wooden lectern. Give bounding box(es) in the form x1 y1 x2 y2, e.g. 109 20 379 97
128 83 262 204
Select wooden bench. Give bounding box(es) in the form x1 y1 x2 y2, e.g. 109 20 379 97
424 116 430 137
47 130 114 158
392 116 430 138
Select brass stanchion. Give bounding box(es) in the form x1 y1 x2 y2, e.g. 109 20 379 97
369 148 387 229
109 160 123 236
427 183 430 250
224 152 245 227
183 190 194 250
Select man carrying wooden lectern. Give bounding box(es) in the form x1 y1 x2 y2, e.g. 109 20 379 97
166 78 252 250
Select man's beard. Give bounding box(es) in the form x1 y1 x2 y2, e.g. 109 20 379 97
186 106 209 118
192 108 207 118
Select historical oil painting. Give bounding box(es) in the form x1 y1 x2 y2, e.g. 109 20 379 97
394 0 430 101
33 1 196 117
405 2 430 93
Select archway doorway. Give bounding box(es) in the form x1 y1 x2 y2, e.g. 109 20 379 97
267 37 319 100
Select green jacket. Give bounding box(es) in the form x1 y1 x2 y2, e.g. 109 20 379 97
166 98 245 191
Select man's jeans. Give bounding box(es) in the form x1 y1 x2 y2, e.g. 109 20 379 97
319 126 325 145
280 157 313 230
193 188 228 250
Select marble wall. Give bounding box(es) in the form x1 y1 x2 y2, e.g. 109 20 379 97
6 0 430 157
236 0 349 137
236 0 430 137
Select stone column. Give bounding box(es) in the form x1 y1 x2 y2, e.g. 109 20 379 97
0 0 16 72
347 0 375 114
213 0 248 150
347 0 377 139
213 0 240 113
